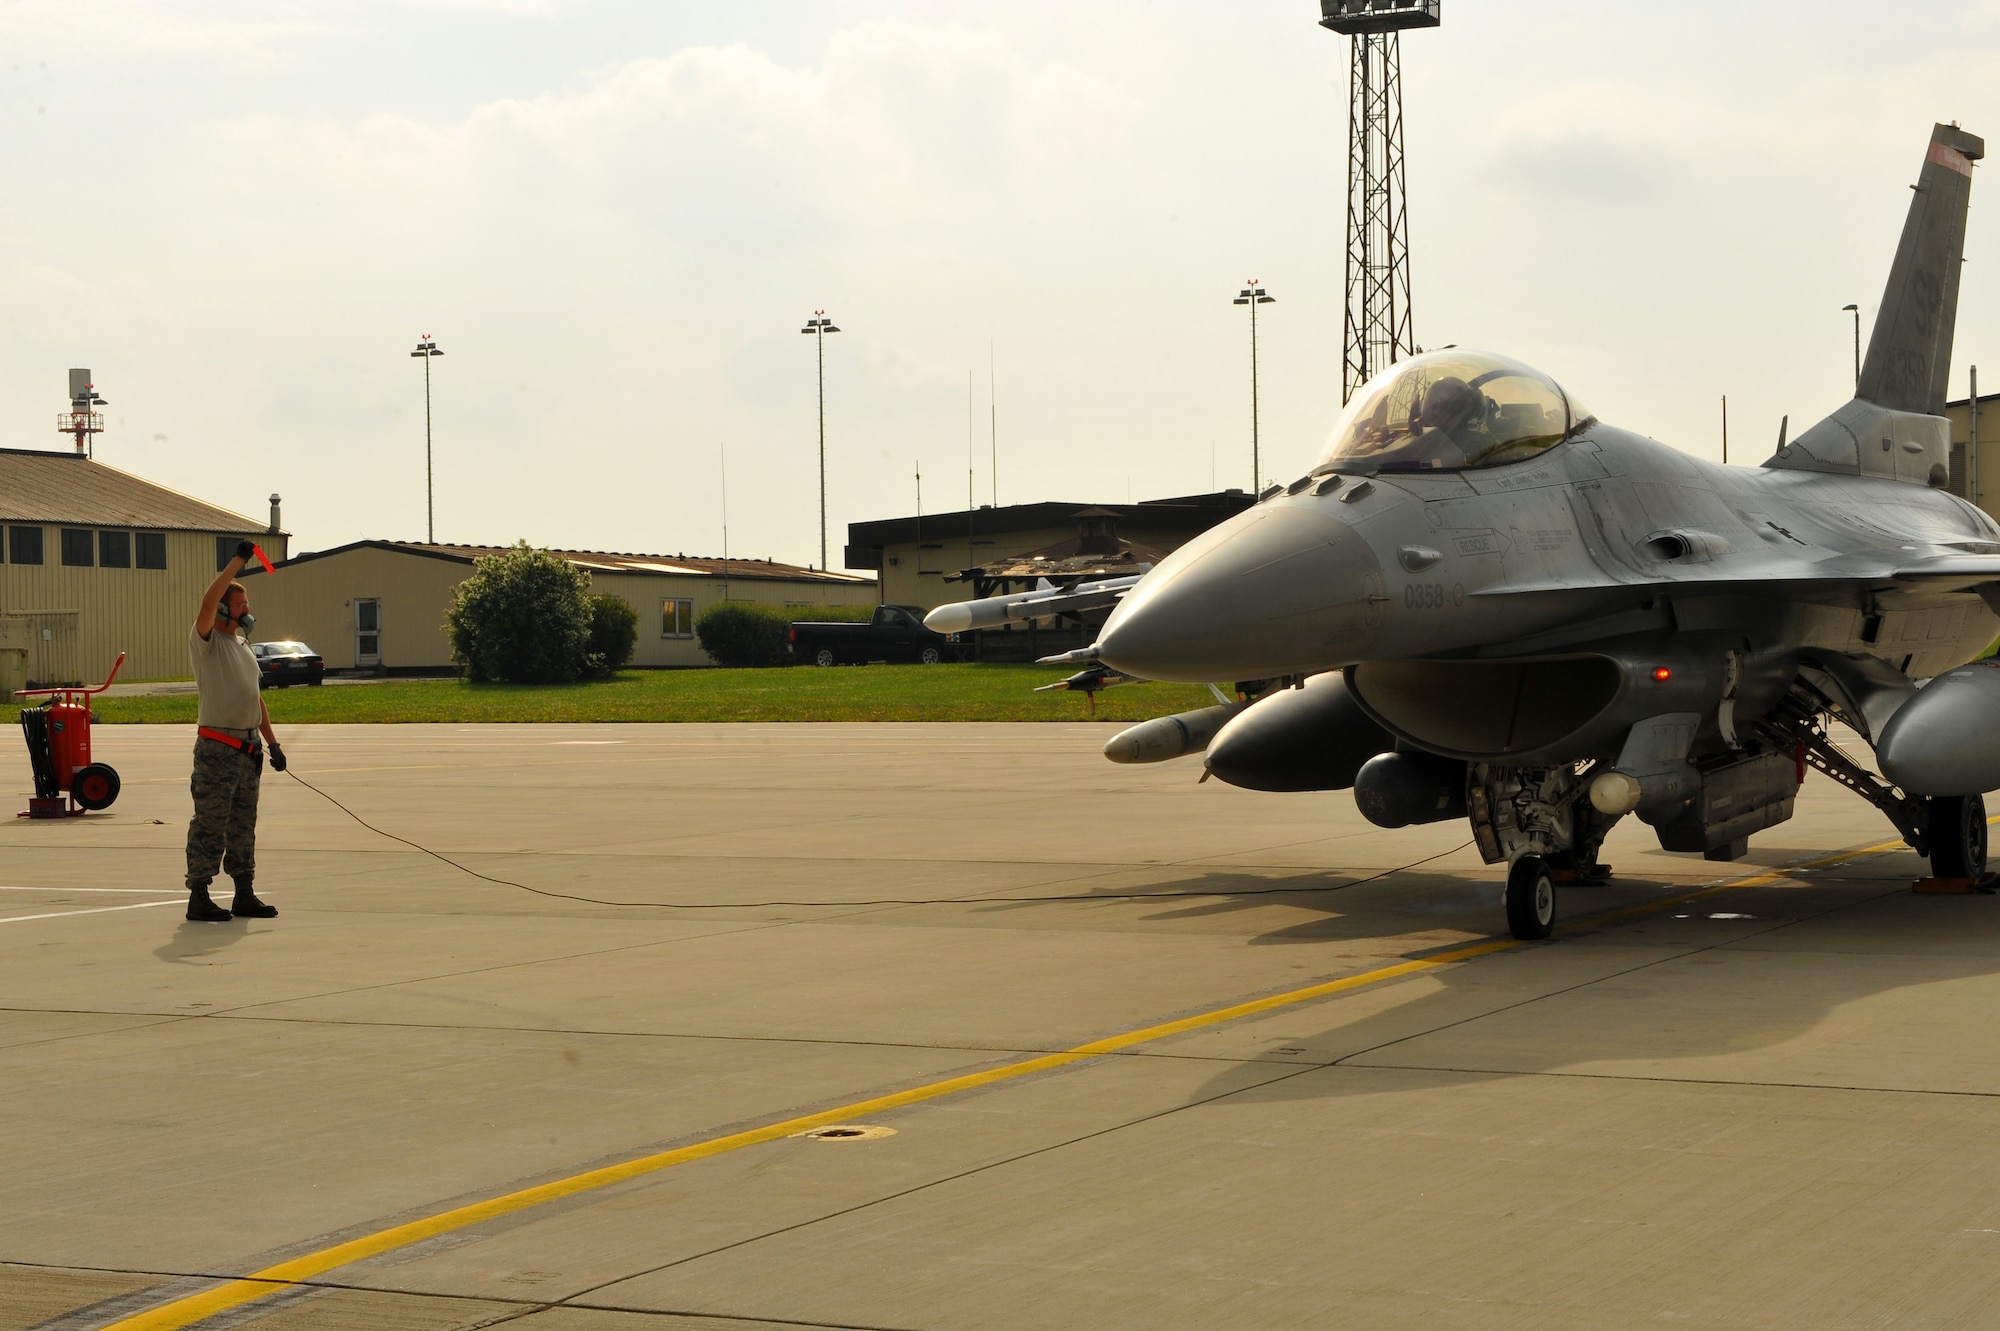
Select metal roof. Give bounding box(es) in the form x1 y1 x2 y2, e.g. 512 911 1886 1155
0 447 276 533
254 540 873 584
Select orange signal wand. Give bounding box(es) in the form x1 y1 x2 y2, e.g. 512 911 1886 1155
252 544 276 574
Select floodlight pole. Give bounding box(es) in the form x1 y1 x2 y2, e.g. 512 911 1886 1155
409 337 444 543
800 312 842 570
1319 0 1438 403
1233 283 1275 491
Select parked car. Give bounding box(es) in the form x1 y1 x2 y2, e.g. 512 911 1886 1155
788 605 958 666
250 640 325 688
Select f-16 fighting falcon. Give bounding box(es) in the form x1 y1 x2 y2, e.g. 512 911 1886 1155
929 123 2000 940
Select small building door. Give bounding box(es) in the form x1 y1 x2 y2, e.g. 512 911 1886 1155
355 599 381 667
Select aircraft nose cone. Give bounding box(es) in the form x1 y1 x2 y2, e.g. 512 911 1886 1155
1098 506 1383 682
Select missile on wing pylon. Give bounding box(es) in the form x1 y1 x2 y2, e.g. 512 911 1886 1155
924 572 1148 634
1103 701 1248 764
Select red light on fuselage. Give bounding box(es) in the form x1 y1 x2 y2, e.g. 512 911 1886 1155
1652 667 1672 682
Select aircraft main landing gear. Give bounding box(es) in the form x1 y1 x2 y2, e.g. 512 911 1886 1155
1926 793 1988 880
1505 855 1557 940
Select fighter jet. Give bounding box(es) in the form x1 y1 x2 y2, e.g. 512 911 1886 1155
928 123 2000 940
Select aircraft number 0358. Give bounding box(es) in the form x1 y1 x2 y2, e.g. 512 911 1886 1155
1403 582 1448 610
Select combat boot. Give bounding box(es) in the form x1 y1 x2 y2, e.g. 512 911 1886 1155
187 881 232 923
230 874 278 919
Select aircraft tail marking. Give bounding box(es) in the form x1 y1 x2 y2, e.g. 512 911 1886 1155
1858 123 1983 415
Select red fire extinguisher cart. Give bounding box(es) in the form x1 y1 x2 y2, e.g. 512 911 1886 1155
16 652 126 818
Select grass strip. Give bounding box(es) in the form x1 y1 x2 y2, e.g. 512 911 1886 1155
7 665 1218 725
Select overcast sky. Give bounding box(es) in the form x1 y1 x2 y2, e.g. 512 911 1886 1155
3 1 1999 566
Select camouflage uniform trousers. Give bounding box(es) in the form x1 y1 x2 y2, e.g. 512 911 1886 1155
185 735 260 889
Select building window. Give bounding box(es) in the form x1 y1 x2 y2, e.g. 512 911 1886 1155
8 526 43 565
216 537 238 571
98 530 131 568
662 598 693 638
136 532 167 569
61 529 94 567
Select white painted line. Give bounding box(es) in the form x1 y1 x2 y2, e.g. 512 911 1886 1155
0 900 183 925
0 885 183 894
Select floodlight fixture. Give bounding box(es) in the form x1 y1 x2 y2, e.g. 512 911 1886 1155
1318 0 1440 35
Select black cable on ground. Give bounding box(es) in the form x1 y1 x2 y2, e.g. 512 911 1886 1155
282 767 1475 910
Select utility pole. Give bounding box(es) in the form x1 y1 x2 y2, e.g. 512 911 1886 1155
1972 365 1981 508
1842 304 1861 393
409 337 444 542
1721 394 1728 465
1233 282 1275 491
799 312 841 569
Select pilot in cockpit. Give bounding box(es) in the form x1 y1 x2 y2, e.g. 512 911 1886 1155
1408 376 1489 466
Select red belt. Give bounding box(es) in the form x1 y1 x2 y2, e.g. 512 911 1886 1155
198 727 261 754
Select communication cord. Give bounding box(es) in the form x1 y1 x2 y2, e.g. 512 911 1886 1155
282 767 1475 910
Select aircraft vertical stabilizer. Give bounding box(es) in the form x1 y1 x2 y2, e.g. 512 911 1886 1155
1860 122 1984 415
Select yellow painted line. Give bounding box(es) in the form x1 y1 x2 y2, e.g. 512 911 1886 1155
102 833 1927 1330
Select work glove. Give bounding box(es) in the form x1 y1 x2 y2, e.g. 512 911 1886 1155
268 741 287 772
234 539 256 562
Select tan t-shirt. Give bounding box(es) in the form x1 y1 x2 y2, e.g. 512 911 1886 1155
190 623 261 730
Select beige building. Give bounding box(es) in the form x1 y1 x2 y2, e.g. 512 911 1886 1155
0 447 288 685
242 541 877 671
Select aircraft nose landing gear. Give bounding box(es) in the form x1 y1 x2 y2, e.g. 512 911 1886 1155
1505 855 1557 940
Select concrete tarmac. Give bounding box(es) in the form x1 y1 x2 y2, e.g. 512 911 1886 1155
2 723 1997 1330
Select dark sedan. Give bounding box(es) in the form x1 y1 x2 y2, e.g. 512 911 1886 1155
250 641 324 688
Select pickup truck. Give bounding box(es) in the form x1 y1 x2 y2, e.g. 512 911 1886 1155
788 604 959 667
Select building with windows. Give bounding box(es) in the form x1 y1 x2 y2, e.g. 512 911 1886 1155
0 447 287 683
1945 391 2000 512
242 541 876 671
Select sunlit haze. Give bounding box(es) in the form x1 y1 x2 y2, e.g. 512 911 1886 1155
3 1 1998 564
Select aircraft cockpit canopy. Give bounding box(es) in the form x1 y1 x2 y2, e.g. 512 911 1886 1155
1319 350 1592 474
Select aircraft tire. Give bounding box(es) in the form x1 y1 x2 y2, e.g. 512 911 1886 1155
1505 855 1556 941
1926 793 1988 880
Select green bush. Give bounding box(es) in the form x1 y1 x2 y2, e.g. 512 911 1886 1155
444 543 594 683
695 603 792 668
586 595 640 677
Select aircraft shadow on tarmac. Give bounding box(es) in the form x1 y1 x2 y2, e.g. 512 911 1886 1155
1170 876 2000 1107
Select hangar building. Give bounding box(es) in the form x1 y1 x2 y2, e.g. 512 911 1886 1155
0 447 287 685
844 491 1254 610
242 541 876 672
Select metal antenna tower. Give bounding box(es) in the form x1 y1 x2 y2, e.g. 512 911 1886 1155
1318 1 1439 403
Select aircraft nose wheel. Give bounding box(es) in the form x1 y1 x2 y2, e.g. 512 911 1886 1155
1505 855 1557 940
1926 793 1988 880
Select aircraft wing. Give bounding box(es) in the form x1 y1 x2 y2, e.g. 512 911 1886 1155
1890 556 2000 587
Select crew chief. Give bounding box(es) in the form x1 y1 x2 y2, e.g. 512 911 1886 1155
185 540 287 923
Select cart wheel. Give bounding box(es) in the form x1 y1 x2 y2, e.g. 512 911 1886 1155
72 763 120 811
